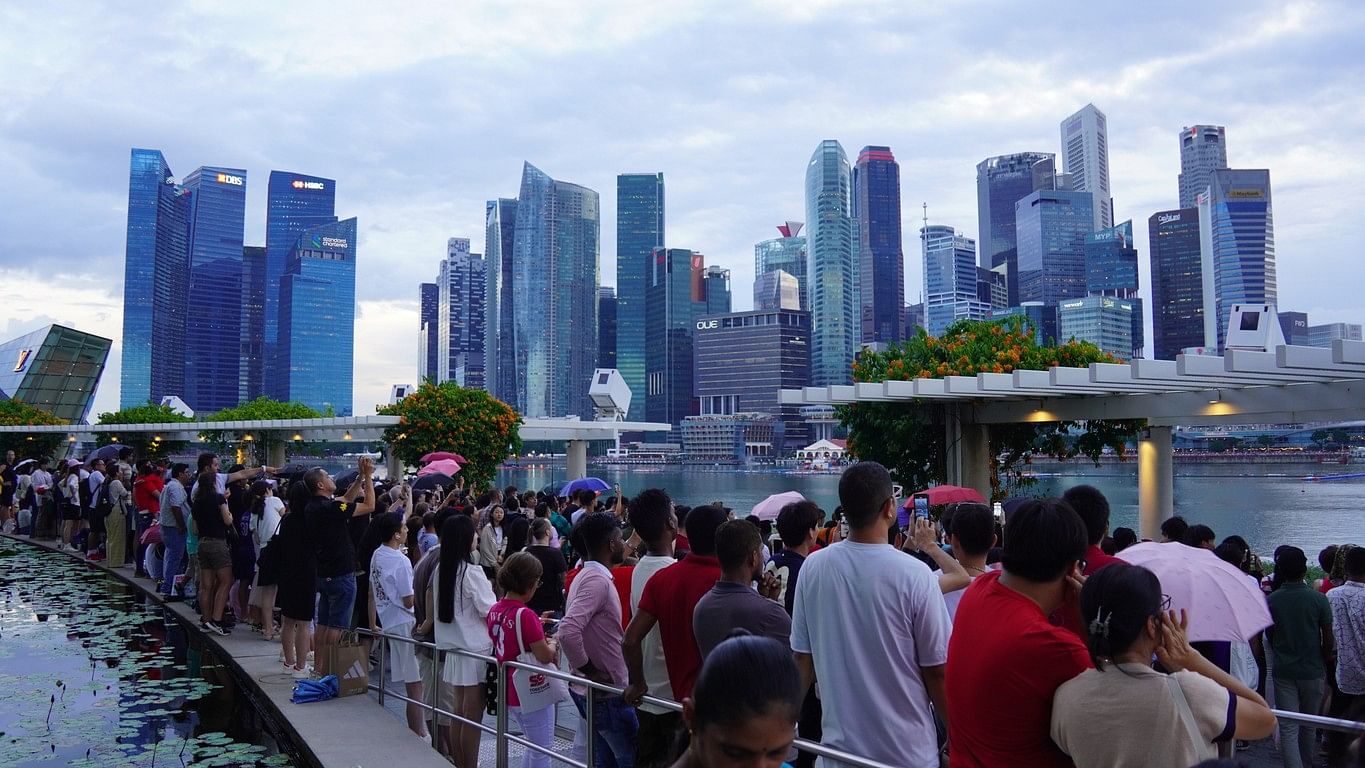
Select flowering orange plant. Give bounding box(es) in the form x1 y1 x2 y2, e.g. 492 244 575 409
379 381 523 490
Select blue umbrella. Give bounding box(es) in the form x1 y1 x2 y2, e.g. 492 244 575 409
560 477 610 497
292 675 339 704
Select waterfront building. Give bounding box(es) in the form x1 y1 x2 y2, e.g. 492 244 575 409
1279 311 1309 346
922 224 987 337
265 171 336 396
680 413 779 463
805 140 859 385
615 173 664 420
755 222 808 309
993 302 1058 347
1058 295 1136 359
646 248 705 426
241 245 267 402
976 152 1056 304
484 198 518 405
853 146 904 343
0 325 112 423
702 266 732 316
437 238 486 388
1060 104 1112 231
419 282 439 382
120 148 190 409
1198 169 1275 350
1148 208 1204 360
754 270 801 311
182 166 248 413
693 307 811 452
276 218 357 415
598 287 617 369
512 163 600 419
1179 125 1228 209
1307 322 1363 348
1015 189 1094 307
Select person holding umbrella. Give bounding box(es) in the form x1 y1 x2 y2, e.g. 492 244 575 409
0 448 16 533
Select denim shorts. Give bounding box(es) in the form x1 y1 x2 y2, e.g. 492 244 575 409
315 572 357 629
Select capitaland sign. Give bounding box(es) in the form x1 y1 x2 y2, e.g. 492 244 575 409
215 173 244 186
1157 213 1182 225
696 320 719 330
291 179 326 190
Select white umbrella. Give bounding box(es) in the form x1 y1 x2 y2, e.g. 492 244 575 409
750 491 805 522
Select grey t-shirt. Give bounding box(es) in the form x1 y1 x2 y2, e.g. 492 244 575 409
692 580 791 658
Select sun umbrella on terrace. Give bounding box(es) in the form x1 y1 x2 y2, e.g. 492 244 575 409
419 459 462 476
1116 542 1272 643
751 491 805 522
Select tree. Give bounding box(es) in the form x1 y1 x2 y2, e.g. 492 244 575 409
839 317 1144 499
1255 434 1274 450
95 402 194 459
0 399 67 460
1311 429 1331 449
379 381 522 490
199 397 324 461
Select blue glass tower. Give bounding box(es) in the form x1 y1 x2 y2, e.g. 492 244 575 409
277 218 357 415
598 287 617 369
484 198 518 405
976 152 1055 305
266 171 336 399
241 245 267 401
1198 169 1275 350
437 238 486 388
182 166 248 413
1014 189 1094 307
921 225 985 337
1084 219 1143 356
755 222 807 309
805 140 858 386
1149 208 1204 359
646 248 703 425
853 146 904 343
615 173 664 420
419 282 439 381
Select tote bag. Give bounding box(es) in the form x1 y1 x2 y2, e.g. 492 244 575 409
510 606 568 713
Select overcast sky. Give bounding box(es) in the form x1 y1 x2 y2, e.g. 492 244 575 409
2 0 1362 417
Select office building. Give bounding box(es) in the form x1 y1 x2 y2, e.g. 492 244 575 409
484 198 518 405
437 238 486 388
1307 323 1363 349
977 267 1008 310
853 146 904 343
645 248 704 425
755 222 808 309
702 266 732 315
1084 220 1143 356
805 140 859 385
681 413 780 463
1279 311 1309 346
1058 296 1135 359
241 246 266 401
905 303 926 337
0 325 112 423
598 287 617 369
1015 189 1094 307
512 163 599 418
275 218 357 415
120 148 190 408
265 172 336 392
419 282 439 381
754 270 800 311
1179 125 1228 209
615 173 664 419
976 152 1056 304
1198 169 1275 350
994 303 1058 347
182 165 248 413
1060 104 1113 231
1149 208 1204 359
921 224 987 337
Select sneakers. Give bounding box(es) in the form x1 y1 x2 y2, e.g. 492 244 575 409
201 620 229 636
291 666 314 679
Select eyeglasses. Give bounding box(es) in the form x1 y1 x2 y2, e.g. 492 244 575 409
1160 594 1172 611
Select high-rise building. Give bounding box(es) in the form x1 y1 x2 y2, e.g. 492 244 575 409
241 246 267 402
1279 311 1309 346
1060 104 1112 231
805 140 858 386
993 302 1058 347
598 287 617 369
853 146 904 343
755 222 808 309
702 266 732 316
615 173 664 420
1015 189 1094 307
1198 169 1275 350
1179 125 1228 209
276 218 357 415
265 172 336 392
1058 296 1135 359
905 303 926 337
437 238 486 388
1306 322 1363 348
921 224 987 337
646 248 704 425
121 148 190 408
419 282 439 382
182 166 248 413
976 152 1056 305
1149 208 1204 359
1084 220 1143 356
0 324 112 423
977 267 1008 310
512 163 599 418
754 270 801 311
484 198 518 405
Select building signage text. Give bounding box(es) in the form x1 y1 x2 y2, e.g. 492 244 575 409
216 173 244 186
292 179 326 190
696 320 719 330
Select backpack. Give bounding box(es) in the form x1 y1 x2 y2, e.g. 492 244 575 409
94 475 115 519
78 474 94 511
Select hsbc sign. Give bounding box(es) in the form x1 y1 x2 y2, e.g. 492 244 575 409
292 179 325 190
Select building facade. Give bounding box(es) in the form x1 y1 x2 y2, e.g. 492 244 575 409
437 238 486 388
1084 219 1143 356
1198 169 1275 350
1306 323 1363 348
977 267 1008 310
755 222 808 310
976 152 1056 305
921 224 986 337
615 173 664 420
645 248 703 426
702 266 732 316
994 302 1059 347
275 218 357 415
1279 311 1310 346
1015 189 1094 307
1148 208 1204 360
598 287 617 369
805 140 858 386
853 146 904 344
241 245 267 402
265 171 336 393
680 414 780 463
1060 104 1112 231
419 282 439 381
484 198 518 405
0 325 112 423
754 270 801 311
182 166 248 413
1058 296 1135 359
1179 125 1228 209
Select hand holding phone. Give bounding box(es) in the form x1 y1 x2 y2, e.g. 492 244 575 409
914 496 930 521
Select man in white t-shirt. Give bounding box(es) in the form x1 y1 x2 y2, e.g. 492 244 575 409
625 488 680 768
791 461 952 768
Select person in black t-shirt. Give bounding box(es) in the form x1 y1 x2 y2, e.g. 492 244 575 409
191 470 234 635
526 518 568 615
305 457 376 676
767 499 823 768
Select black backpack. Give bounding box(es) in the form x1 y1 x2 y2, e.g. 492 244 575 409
93 475 115 519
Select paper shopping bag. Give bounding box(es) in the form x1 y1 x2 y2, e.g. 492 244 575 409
329 630 369 697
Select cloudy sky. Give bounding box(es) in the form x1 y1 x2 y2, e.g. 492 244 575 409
2 0 1362 417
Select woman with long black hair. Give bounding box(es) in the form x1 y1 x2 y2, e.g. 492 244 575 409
276 480 316 676
190 470 234 636
249 481 285 640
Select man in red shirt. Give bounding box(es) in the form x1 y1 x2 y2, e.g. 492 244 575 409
132 462 165 578
1061 485 1122 576
947 497 1091 768
623 504 727 706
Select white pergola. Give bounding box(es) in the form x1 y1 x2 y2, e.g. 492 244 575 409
781 340 1365 539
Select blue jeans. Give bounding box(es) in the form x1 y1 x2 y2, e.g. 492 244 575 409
316 573 357 629
571 691 638 768
160 525 187 595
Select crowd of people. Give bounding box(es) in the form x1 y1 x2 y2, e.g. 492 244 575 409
4 448 1364 768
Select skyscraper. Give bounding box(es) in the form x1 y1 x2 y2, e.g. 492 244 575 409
921 224 986 337
276 218 357 415
418 282 439 382
853 146 904 343
805 140 858 386
1178 125 1228 209
1083 220 1143 357
976 152 1056 305
512 163 599 418
1199 169 1275 350
646 248 704 425
484 198 517 405
265 171 336 395
754 270 801 311
182 166 248 413
241 245 266 402
1149 208 1204 359
437 238 486 388
121 148 190 408
1015 189 1094 307
1058 296 1135 359
702 266 732 315
615 173 664 419
598 287 617 369
754 222 808 309
1060 104 1112 231
694 307 811 451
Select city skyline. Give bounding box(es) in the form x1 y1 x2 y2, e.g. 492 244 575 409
2 1 1363 416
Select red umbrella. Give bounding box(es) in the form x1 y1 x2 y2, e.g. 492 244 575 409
902 485 986 508
420 451 467 464
140 522 162 547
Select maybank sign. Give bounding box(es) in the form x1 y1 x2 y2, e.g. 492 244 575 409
215 173 244 186
292 179 326 190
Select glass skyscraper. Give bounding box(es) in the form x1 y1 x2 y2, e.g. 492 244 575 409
484 198 518 405
512 163 599 419
614 173 664 420
921 224 986 337
265 172 336 385
754 222 807 309
694 308 811 451
1015 189 1094 307
598 287 617 369
182 166 248 413
437 238 486 388
241 245 267 402
0 325 112 423
1198 169 1275 350
645 248 703 425
1060 104 1113 232
1179 125 1228 209
277 218 357 415
1084 220 1143 356
853 146 904 343
976 152 1055 305
702 266 731 316
805 140 858 386
754 270 800 311
419 282 439 382
1058 296 1135 359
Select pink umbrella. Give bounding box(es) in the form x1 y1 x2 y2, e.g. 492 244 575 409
1116 542 1272 643
750 491 805 522
420 451 467 464
140 522 162 547
902 485 986 508
418 458 462 476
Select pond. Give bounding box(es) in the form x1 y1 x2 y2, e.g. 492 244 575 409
0 537 301 767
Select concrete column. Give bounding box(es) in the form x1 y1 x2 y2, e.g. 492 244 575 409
1138 426 1174 541
566 440 589 480
266 441 287 469
385 449 403 483
944 406 992 499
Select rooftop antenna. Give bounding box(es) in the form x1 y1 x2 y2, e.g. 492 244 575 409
922 202 928 231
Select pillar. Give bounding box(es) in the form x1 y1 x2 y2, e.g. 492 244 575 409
266 441 287 470
1138 425 1174 541
385 448 403 484
566 440 589 480
944 406 991 499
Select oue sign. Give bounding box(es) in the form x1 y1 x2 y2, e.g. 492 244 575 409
696 320 719 330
